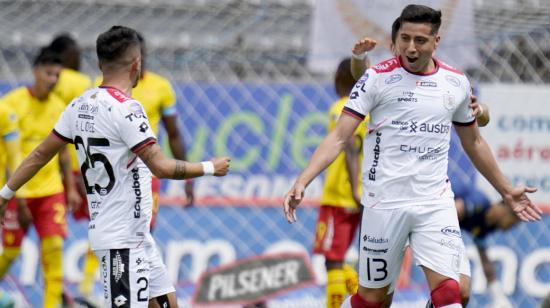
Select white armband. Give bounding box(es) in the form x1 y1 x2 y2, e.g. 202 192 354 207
201 161 215 176
0 184 15 200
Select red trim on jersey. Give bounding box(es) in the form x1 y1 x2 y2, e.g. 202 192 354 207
342 106 366 121
371 57 401 73
126 156 138 168
100 86 131 103
437 59 465 75
453 119 476 126
131 137 156 153
397 56 439 76
51 129 73 144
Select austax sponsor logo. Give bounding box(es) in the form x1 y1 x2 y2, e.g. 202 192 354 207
441 226 461 238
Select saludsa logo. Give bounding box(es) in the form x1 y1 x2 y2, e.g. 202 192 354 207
441 226 461 238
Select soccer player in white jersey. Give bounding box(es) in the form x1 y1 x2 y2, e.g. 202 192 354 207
0 26 230 308
283 5 541 308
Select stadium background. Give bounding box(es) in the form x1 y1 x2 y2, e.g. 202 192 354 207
0 0 549 307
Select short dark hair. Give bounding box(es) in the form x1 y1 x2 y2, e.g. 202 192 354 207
391 17 401 43
397 4 442 35
49 33 78 53
96 26 140 65
33 46 62 67
334 58 355 98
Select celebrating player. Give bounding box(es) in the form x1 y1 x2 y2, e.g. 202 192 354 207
283 5 540 308
0 26 230 308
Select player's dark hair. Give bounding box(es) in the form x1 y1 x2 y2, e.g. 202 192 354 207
33 46 62 67
334 58 355 98
398 4 442 35
391 17 401 43
96 26 140 66
49 33 77 53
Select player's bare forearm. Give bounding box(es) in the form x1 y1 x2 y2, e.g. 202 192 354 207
351 37 376 80
351 57 368 81
296 114 360 188
6 133 66 192
138 143 230 179
58 146 76 188
455 125 512 196
344 134 361 203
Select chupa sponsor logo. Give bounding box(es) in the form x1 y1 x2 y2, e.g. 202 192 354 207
445 75 461 87
363 246 388 254
400 144 442 160
368 131 382 181
441 226 461 238
385 74 402 84
112 251 125 283
132 168 142 218
363 235 389 244
416 80 437 87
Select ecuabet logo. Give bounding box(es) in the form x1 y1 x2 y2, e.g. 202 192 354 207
441 226 461 238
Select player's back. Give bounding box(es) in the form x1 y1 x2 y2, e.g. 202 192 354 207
54 86 157 250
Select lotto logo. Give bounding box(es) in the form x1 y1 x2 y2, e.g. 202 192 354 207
114 295 127 307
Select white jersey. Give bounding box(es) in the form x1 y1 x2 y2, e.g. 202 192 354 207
344 57 475 209
54 86 157 250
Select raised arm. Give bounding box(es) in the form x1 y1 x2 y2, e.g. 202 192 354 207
350 37 377 81
344 133 362 206
136 142 230 179
283 113 362 222
454 124 541 221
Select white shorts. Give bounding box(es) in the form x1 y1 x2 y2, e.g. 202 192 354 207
95 244 175 307
358 200 468 289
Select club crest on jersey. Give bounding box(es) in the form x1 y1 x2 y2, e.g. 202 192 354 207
443 94 456 110
385 74 402 84
445 75 461 87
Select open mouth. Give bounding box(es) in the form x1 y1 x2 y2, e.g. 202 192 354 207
406 56 418 63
